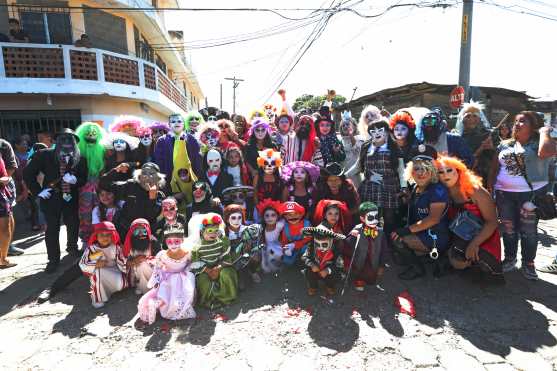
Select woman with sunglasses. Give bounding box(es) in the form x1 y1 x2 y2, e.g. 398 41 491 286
391 146 450 280
436 156 503 280
487 111 557 280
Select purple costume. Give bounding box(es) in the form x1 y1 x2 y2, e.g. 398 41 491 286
153 133 202 181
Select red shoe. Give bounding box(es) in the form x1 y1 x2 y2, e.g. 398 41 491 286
354 280 366 292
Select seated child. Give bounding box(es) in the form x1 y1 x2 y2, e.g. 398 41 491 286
79 222 127 308
123 218 156 294
138 226 196 324
279 201 312 266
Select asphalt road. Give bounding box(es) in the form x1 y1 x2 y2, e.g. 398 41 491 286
1 214 557 371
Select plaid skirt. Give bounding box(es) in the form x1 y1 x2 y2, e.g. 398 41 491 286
358 151 400 209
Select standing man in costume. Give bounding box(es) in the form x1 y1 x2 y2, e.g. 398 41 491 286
154 113 202 182
24 129 88 273
75 122 107 248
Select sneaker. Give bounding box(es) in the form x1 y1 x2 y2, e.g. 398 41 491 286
502 258 518 273
537 260 557 274
251 272 262 284
521 263 539 281
92 301 105 309
8 245 24 256
37 289 52 304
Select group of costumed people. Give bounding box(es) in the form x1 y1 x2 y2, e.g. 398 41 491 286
27 90 541 324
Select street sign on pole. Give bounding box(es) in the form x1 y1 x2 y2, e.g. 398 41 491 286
449 86 466 109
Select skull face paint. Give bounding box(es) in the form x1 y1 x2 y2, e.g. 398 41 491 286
292 167 307 183
263 209 278 226
113 138 127 152
169 114 184 135
254 126 267 140
227 212 243 230
202 129 219 147
368 126 387 146
56 134 77 163
140 134 152 146
206 149 222 172
364 210 379 228
263 159 276 175
393 123 409 141
318 121 332 136
314 238 332 252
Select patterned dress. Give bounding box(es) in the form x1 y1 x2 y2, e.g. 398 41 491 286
191 237 238 308
137 250 196 324
358 146 400 209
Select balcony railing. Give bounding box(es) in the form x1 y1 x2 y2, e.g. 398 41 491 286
0 42 190 112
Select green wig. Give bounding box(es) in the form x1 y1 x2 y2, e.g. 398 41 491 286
184 111 205 131
75 122 107 178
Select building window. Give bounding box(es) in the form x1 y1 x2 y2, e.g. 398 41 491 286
134 26 154 62
83 6 127 55
19 10 72 44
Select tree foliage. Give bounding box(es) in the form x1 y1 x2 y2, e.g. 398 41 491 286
292 94 347 112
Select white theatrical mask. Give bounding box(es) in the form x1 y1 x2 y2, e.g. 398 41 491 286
364 210 379 228
113 139 127 152
369 127 387 147
169 114 184 135
207 149 222 172
228 212 243 229
393 123 409 141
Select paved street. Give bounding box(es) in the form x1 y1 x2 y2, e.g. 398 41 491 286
1 215 557 371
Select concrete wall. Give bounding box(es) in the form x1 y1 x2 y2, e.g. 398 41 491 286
0 94 168 128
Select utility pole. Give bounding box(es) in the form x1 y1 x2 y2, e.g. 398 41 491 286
220 83 223 110
224 76 244 114
350 87 358 101
458 0 473 102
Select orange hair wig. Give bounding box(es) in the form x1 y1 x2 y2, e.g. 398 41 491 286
389 110 416 130
435 155 482 199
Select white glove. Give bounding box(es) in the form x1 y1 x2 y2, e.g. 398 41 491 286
38 188 52 199
370 171 383 185
63 173 77 185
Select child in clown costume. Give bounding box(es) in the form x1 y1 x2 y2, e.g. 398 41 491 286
188 213 238 309
75 122 107 247
123 218 156 295
79 221 127 308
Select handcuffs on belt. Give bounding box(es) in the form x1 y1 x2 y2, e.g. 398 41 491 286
427 229 439 260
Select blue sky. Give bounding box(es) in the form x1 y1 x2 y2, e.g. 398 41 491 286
167 0 557 115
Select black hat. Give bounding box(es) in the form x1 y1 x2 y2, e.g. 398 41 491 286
55 128 80 143
302 225 346 240
323 162 345 177
410 144 438 161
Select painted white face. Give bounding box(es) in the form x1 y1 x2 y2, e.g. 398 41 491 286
207 149 222 172
438 165 459 188
314 238 332 252
293 167 307 182
169 115 184 134
166 237 183 250
340 121 354 136
364 210 379 228
278 116 291 133
140 135 152 146
113 139 127 152
189 118 200 133
228 212 243 229
393 123 409 141
254 126 267 140
263 209 278 225
368 127 387 146
263 159 276 175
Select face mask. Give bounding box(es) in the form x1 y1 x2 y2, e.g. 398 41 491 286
278 117 291 133
423 126 441 143
368 127 387 146
166 237 183 250
169 115 184 134
85 129 98 144
193 186 206 202
228 212 243 229
207 150 222 172
254 126 267 140
132 226 149 251
139 169 159 191
140 135 152 146
297 124 310 140
393 123 409 141
364 210 379 228
263 210 278 225
263 160 276 175
208 116 217 124
293 167 307 182
203 130 219 147
314 238 331 252
113 139 127 152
